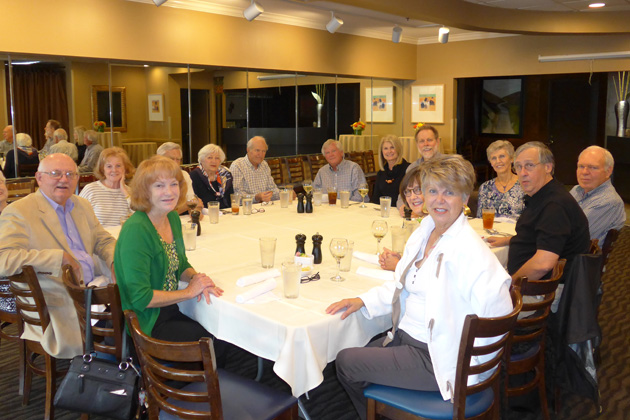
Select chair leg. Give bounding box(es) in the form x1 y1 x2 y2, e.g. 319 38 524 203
18 339 25 396
44 355 55 420
22 351 33 406
367 398 376 420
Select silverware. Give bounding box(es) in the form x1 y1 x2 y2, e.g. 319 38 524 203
484 229 511 236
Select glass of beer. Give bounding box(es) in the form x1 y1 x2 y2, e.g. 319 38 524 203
482 208 495 230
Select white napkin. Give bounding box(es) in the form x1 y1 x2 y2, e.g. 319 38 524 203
353 251 380 266
494 216 516 224
236 278 277 304
356 266 395 282
237 269 281 287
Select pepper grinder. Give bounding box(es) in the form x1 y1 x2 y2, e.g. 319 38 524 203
295 234 307 255
190 210 201 236
312 232 323 264
305 192 313 213
297 193 305 213
403 207 412 220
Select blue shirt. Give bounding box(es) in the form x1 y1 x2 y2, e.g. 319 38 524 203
40 192 95 284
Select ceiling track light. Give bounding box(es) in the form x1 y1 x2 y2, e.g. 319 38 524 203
438 27 450 44
326 11 343 34
392 25 403 43
153 0 168 6
244 0 264 21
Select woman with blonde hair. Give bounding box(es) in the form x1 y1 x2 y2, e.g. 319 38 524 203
79 147 135 227
73 125 87 163
371 135 410 204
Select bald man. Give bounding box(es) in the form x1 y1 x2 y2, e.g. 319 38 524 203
0 153 116 358
0 125 14 155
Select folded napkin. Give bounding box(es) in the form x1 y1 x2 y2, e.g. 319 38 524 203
237 269 281 287
235 278 277 304
494 216 516 224
356 266 395 282
353 251 380 266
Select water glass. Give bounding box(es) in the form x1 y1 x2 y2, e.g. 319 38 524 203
231 193 240 215
183 223 197 251
339 190 350 208
380 196 391 218
339 240 354 272
390 226 406 254
243 195 253 215
313 188 322 206
259 237 277 268
208 201 220 224
280 188 291 208
282 260 302 299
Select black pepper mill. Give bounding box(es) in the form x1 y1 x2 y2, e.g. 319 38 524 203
403 207 412 220
312 232 323 264
191 210 201 236
305 192 313 213
295 234 307 255
297 193 305 213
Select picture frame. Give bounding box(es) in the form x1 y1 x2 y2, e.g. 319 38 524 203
148 93 164 122
91 85 127 132
480 77 524 137
365 86 394 123
411 85 444 124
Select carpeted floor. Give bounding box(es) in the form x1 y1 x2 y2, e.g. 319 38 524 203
1 226 629 419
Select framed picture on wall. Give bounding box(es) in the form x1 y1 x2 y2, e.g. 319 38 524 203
411 85 444 124
91 85 127 132
365 87 394 123
148 93 164 122
479 77 523 136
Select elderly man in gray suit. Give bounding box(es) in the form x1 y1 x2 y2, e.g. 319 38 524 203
0 153 116 358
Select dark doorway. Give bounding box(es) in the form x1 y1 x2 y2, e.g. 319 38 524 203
181 89 211 164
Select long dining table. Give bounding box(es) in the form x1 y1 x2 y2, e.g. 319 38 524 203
107 200 515 398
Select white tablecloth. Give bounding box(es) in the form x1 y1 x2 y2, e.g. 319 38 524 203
106 203 513 397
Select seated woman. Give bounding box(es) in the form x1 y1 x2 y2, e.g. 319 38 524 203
190 144 234 209
476 140 524 219
326 155 513 420
114 155 227 361
79 147 135 227
2 133 39 178
73 125 87 164
370 135 410 204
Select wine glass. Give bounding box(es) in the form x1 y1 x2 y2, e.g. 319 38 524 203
303 181 313 195
329 238 348 282
358 183 369 208
371 220 388 254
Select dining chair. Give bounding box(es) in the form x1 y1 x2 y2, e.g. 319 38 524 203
0 275 25 396
362 150 377 174
125 310 298 420
506 259 566 420
76 173 97 194
265 157 285 185
286 156 306 185
600 228 620 277
9 265 68 420
363 285 523 420
346 151 366 172
307 154 327 180
6 178 36 203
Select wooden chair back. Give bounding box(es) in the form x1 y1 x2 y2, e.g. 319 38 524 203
77 173 97 194
62 265 125 360
266 158 285 185
307 154 327 180
0 275 21 339
589 239 600 255
286 156 306 184
345 151 366 172
6 178 36 202
125 310 223 420
9 265 50 334
601 229 620 275
363 150 376 173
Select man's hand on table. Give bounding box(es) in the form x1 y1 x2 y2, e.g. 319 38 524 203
188 272 224 304
486 236 511 247
255 191 274 203
379 247 401 272
326 298 365 320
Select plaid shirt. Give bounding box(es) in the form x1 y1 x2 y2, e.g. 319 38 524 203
313 159 366 202
230 156 280 202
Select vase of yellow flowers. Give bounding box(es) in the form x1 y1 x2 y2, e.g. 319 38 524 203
413 122 425 132
94 121 106 133
351 121 366 135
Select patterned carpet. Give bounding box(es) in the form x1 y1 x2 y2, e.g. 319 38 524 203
1 226 629 419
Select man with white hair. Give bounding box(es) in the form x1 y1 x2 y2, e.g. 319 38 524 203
0 125 14 155
78 130 104 173
2 133 39 179
570 145 625 245
49 128 79 162
313 139 366 202
230 136 280 203
156 141 203 216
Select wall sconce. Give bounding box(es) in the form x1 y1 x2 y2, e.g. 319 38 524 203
153 0 168 6
392 26 403 43
438 27 450 44
244 0 264 21
326 12 343 34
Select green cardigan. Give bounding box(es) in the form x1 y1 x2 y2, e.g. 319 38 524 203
114 211 192 336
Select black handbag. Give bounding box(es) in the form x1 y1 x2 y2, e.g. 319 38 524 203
54 287 140 420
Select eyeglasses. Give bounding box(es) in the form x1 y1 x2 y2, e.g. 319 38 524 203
403 186 422 197
40 170 79 180
251 206 266 214
513 162 541 173
261 201 274 206
300 272 320 283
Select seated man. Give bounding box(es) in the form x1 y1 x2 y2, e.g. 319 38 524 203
313 139 366 202
488 141 590 281
40 119 60 155
0 125 14 155
78 130 104 173
0 153 116 358
230 136 280 203
570 145 625 246
49 128 79 162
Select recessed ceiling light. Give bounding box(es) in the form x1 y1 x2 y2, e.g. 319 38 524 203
589 3 606 8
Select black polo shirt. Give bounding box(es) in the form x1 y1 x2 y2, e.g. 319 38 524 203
507 178 590 278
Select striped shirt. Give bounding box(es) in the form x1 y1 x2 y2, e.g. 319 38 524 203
79 181 132 227
230 156 280 202
313 159 366 202
570 179 626 245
